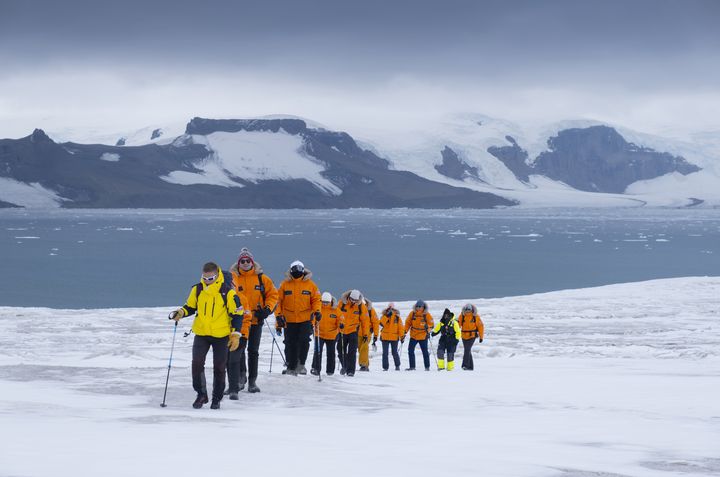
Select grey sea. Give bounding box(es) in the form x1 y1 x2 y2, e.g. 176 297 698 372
1 208 719 309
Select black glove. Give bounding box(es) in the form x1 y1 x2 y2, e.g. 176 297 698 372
254 307 271 322
372 337 377 345
311 311 322 322
431 331 439 337
276 315 286 327
339 323 345 330
276 328 283 336
362 335 369 344
478 338 483 343
400 337 405 344
384 309 392 317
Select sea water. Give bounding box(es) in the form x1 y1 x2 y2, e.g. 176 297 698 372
1 208 718 308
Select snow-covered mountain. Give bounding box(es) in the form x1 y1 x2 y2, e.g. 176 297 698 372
1 114 718 208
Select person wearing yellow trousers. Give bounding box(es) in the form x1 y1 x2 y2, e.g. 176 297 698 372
458 303 485 370
430 308 462 371
169 262 248 410
276 261 322 376
337 289 370 377
404 300 434 371
379 303 403 371
358 299 378 371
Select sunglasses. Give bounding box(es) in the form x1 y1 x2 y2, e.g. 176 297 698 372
201 274 218 282
239 259 252 264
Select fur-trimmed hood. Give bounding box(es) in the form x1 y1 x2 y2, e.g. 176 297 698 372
284 268 313 281
229 261 265 276
462 303 478 315
321 294 337 308
339 289 364 305
381 304 400 316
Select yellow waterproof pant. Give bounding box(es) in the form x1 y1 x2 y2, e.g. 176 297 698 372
359 338 369 367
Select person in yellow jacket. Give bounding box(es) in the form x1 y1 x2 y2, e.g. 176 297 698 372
276 260 321 376
310 292 342 376
358 299 378 371
379 303 403 371
430 308 462 370
170 262 248 410
227 247 278 395
337 289 370 377
404 300 434 371
458 303 485 370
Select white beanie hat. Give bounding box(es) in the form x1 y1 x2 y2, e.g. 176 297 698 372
321 292 332 303
349 289 362 301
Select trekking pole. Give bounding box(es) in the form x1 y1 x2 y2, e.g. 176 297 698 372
160 320 178 408
425 325 439 369
269 334 275 373
263 317 287 366
314 323 322 382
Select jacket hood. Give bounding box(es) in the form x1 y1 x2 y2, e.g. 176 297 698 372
462 304 478 315
321 296 337 308
284 268 313 281
203 267 226 289
339 289 364 305
230 261 265 275
381 305 400 316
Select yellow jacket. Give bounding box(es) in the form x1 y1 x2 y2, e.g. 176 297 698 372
181 269 248 338
432 318 462 341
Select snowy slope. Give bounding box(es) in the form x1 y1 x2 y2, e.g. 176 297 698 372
0 177 64 208
161 130 341 195
1 277 719 477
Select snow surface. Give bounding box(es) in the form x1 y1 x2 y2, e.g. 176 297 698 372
99 152 120 162
1 277 719 477
162 130 341 195
0 177 64 208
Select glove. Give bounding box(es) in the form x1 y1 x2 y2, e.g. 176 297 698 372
339 322 345 330
362 335 369 344
372 337 377 345
384 309 392 317
228 332 241 352
276 315 286 328
401 337 405 344
168 308 185 321
276 328 283 336
431 331 439 337
478 338 483 343
254 307 271 322
311 311 322 322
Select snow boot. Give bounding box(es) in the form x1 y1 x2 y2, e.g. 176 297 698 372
326 371 334 376
447 361 455 371
239 372 247 391
395 366 400 371
359 366 369 372
437 359 446 371
340 367 346 375
229 392 239 400
192 393 209 409
283 368 298 376
210 398 221 410
405 367 415 371
297 365 307 375
347 371 355 377
310 368 320 376
425 367 431 371
247 380 260 393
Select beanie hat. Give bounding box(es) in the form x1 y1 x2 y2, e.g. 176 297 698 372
349 289 362 301
321 292 332 303
237 247 254 265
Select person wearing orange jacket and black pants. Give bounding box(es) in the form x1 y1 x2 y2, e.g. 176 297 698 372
358 299 378 371
276 260 321 376
404 300 434 371
337 289 369 377
227 247 278 395
311 292 342 376
379 303 403 371
458 303 484 370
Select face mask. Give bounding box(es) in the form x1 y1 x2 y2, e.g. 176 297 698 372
290 270 304 279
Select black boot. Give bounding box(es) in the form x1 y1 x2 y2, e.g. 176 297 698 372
229 392 239 400
210 398 221 409
192 393 209 409
247 379 260 393
239 372 247 391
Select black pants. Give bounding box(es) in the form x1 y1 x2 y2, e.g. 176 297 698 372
227 322 263 391
381 340 400 370
339 332 358 374
192 335 229 401
408 338 430 369
311 337 336 374
437 336 459 361
462 337 476 369
285 321 313 370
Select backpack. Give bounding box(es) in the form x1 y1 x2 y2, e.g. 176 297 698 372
195 281 239 310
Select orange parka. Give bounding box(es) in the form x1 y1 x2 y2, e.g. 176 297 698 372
368 305 380 340
379 306 404 341
276 269 321 324
338 290 370 336
458 305 484 341
229 261 279 328
404 309 434 341
314 297 342 340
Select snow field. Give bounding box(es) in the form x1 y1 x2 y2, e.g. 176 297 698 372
0 277 719 476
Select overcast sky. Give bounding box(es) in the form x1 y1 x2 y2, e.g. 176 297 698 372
1 0 719 139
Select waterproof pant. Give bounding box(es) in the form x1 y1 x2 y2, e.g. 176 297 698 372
358 335 369 367
336 334 343 370
462 337 476 370
285 321 313 371
311 337 336 374
381 339 400 370
340 332 359 374
226 339 247 393
299 322 313 366
192 335 229 401
408 338 430 370
437 336 459 361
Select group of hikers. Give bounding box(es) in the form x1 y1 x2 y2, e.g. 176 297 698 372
168 248 485 409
